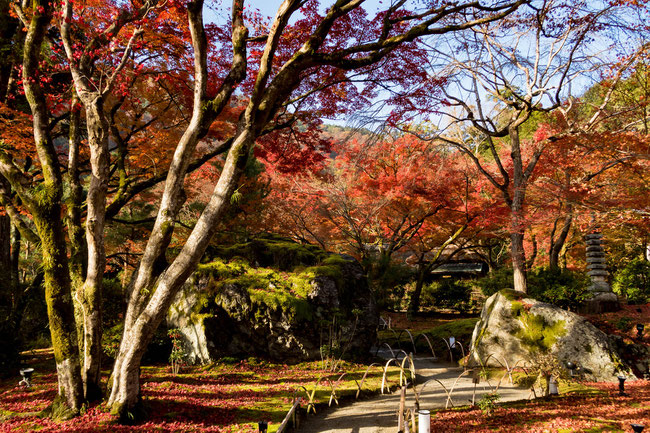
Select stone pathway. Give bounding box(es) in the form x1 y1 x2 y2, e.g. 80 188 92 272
295 357 530 433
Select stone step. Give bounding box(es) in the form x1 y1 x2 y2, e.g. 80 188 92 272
586 245 605 253
588 269 609 277
586 251 606 258
584 233 603 240
587 264 608 271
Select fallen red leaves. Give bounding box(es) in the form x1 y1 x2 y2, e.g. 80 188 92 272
0 360 346 432
430 380 650 432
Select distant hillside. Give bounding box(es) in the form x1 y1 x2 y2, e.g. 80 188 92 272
320 124 376 144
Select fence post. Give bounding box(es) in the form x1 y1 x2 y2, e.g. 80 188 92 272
398 385 406 431
417 409 430 433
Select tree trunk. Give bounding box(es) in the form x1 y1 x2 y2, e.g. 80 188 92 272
511 231 528 293
33 211 84 417
77 99 110 402
549 213 572 270
526 234 537 271
408 265 426 316
106 312 158 419
509 124 528 293
108 128 255 417
66 96 87 373
20 0 84 414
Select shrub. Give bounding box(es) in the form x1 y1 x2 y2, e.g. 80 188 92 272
477 392 500 416
420 279 475 313
476 267 590 310
168 328 187 374
372 261 414 310
475 268 514 297
615 316 633 332
612 258 650 304
528 268 590 311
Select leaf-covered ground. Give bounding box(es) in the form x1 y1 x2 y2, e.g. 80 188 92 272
584 303 650 342
0 351 401 432
429 379 650 432
3 305 648 432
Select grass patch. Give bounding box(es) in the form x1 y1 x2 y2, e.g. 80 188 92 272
378 317 479 360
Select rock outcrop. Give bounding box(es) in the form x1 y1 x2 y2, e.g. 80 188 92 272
469 290 634 382
168 236 378 363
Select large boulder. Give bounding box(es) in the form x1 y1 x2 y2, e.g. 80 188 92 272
168 237 378 363
469 290 634 382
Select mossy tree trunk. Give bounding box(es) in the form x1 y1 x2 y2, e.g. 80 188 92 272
33 209 85 415
108 0 250 416
76 98 110 402
2 0 85 414
60 0 154 399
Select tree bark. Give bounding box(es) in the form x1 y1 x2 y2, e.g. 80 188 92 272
60 0 141 397
66 96 87 369
408 264 427 316
108 127 255 417
509 124 528 293
20 0 84 414
526 234 537 271
549 212 572 270
108 0 250 416
76 99 110 402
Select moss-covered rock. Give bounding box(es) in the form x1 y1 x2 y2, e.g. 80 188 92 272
468 290 634 382
168 237 378 363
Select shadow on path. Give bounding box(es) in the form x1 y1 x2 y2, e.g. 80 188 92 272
295 357 530 433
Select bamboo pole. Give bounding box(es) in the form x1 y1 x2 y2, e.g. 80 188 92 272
277 398 301 433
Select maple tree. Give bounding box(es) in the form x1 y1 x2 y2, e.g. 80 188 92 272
522 56 650 271
259 133 502 312
4 0 646 422
393 0 650 293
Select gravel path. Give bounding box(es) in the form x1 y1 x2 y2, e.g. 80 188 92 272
295 357 530 433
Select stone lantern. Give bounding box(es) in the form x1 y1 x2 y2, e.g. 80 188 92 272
582 231 619 314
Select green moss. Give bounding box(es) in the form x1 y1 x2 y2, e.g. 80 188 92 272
193 237 362 324
511 301 524 317
206 236 327 271
500 289 531 302
512 306 567 353
48 394 79 421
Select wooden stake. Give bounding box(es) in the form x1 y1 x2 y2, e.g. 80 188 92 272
398 385 406 431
